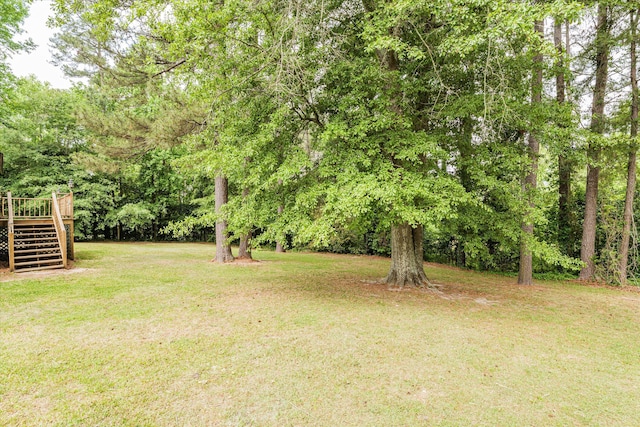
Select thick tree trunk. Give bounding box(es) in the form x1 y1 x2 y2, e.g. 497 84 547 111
385 223 430 288
618 9 639 285
556 20 574 256
238 231 252 259
580 5 610 280
214 175 234 263
518 19 544 286
364 3 433 287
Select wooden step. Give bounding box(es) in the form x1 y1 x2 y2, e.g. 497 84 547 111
13 230 56 238
13 237 58 244
15 247 61 255
14 231 55 236
14 242 58 248
14 255 61 261
13 242 59 249
15 264 65 273
16 250 61 255
14 258 64 267
14 236 59 242
15 253 61 261
14 236 57 241
14 226 55 231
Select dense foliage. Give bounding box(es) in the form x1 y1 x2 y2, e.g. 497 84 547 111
2 0 639 284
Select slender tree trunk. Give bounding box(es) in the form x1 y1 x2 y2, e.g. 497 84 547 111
214 175 234 263
555 21 566 105
580 5 610 280
275 178 286 253
237 187 253 259
556 20 573 256
385 223 430 288
454 117 474 268
518 19 544 286
618 9 639 285
275 204 285 253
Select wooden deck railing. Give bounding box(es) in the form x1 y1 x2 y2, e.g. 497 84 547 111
56 193 74 219
1 193 73 219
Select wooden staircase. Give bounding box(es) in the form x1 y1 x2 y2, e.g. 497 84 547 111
12 221 65 272
5 191 73 273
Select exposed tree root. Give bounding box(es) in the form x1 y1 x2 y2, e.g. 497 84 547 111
384 270 441 292
212 247 234 263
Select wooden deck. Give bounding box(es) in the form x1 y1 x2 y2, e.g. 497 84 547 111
2 192 74 272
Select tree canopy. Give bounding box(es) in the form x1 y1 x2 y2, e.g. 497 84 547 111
2 0 640 286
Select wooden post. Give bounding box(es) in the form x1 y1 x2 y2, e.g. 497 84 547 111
51 192 67 268
68 220 75 260
7 191 14 272
68 192 74 260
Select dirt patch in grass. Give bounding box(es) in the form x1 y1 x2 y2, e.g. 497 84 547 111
213 258 265 266
0 266 92 282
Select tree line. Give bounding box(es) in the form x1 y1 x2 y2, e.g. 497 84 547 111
1 0 639 287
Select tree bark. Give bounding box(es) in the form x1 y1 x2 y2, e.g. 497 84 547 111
363 3 431 288
385 223 430 288
618 9 639 285
518 19 544 286
214 175 234 263
274 178 286 253
555 20 574 256
237 188 253 259
580 5 610 280
275 204 285 253
238 231 252 259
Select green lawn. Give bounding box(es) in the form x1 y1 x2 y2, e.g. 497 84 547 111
1 242 639 426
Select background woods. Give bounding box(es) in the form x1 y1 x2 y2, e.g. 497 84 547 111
1 0 640 285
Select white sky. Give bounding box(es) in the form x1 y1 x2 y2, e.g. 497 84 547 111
9 0 72 89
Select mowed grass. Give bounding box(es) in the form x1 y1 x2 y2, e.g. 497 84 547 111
1 243 639 426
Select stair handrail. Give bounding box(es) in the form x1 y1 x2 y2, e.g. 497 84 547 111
7 191 14 272
56 192 74 219
7 191 13 233
51 192 67 268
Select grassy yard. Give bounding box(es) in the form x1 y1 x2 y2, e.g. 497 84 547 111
1 242 639 426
